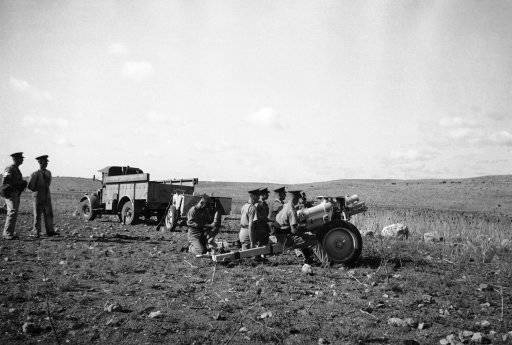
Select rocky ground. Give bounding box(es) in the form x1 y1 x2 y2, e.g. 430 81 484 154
1 182 512 344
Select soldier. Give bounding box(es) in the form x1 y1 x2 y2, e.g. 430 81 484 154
28 155 58 237
255 187 271 243
187 194 219 255
268 186 286 230
1 152 27 240
275 190 317 264
239 188 265 250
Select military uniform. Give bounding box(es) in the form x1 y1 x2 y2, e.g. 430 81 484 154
28 158 55 236
2 154 27 239
186 200 218 254
275 195 318 264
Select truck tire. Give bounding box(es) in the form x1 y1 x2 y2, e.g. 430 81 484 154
321 223 362 264
165 205 178 231
121 201 136 225
80 199 96 221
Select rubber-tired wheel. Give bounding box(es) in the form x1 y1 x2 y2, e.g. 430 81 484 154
80 199 96 221
121 201 136 225
321 224 362 264
165 205 178 231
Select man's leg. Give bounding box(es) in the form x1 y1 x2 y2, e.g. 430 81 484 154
239 228 250 250
43 201 55 235
32 202 42 235
187 227 206 254
2 195 19 238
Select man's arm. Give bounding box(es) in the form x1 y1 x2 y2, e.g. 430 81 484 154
28 172 38 192
186 207 200 227
248 205 257 246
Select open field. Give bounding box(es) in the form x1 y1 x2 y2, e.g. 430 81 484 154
1 176 512 344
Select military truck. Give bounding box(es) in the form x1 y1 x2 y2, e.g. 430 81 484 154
79 166 200 225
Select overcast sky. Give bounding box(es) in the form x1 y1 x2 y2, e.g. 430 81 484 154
1 1 511 183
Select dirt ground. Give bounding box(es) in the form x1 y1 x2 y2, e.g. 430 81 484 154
1 189 512 345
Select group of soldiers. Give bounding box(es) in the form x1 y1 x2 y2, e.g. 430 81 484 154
186 186 322 265
1 152 57 240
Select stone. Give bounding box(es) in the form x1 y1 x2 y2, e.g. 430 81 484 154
148 310 162 318
388 317 407 327
259 311 273 319
403 318 417 327
361 230 375 237
461 330 474 338
301 264 313 275
104 303 122 312
417 322 430 330
22 322 40 334
318 338 330 345
381 223 409 239
423 231 443 242
480 320 491 329
471 333 483 343
439 339 449 345
239 326 248 333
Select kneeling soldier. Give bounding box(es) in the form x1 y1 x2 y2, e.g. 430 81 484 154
28 155 58 237
275 190 317 264
187 194 219 255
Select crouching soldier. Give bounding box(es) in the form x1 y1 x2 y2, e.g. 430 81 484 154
275 190 318 264
28 155 58 237
187 194 220 255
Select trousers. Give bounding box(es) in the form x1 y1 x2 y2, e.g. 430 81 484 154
188 227 217 254
239 224 270 250
3 194 20 236
274 230 330 265
33 199 54 234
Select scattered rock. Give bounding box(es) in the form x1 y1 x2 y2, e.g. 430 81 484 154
418 322 430 330
403 318 417 327
105 317 123 327
259 311 273 319
301 264 313 275
361 230 375 237
460 330 474 339
212 312 225 321
478 284 493 291
381 223 409 239
477 320 491 329
422 294 434 304
471 332 483 343
239 326 248 333
388 317 407 327
22 322 41 334
8 308 15 313
104 303 122 312
318 338 330 345
148 310 162 318
423 231 443 242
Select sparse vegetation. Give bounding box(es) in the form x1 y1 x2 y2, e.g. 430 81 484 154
0 176 511 344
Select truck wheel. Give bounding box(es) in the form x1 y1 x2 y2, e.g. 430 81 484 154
322 225 362 264
165 205 178 231
121 201 136 225
80 199 96 221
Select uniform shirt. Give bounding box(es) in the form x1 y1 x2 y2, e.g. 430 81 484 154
268 199 284 222
2 164 25 192
28 169 52 202
187 205 211 228
276 201 298 228
256 200 269 223
240 202 257 227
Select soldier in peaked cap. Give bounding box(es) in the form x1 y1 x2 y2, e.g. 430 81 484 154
275 190 318 265
268 186 286 223
254 187 271 244
28 155 58 237
2 152 27 240
186 194 220 255
239 188 268 250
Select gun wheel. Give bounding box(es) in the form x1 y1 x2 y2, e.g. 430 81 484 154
322 226 362 264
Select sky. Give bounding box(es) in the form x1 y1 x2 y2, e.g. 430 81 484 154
1 0 511 183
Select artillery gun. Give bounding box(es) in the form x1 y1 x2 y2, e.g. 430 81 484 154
211 194 367 264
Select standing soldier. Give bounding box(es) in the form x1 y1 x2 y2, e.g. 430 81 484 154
28 155 58 237
186 194 220 255
255 187 271 244
239 189 264 250
268 186 286 230
1 152 27 240
275 190 317 264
